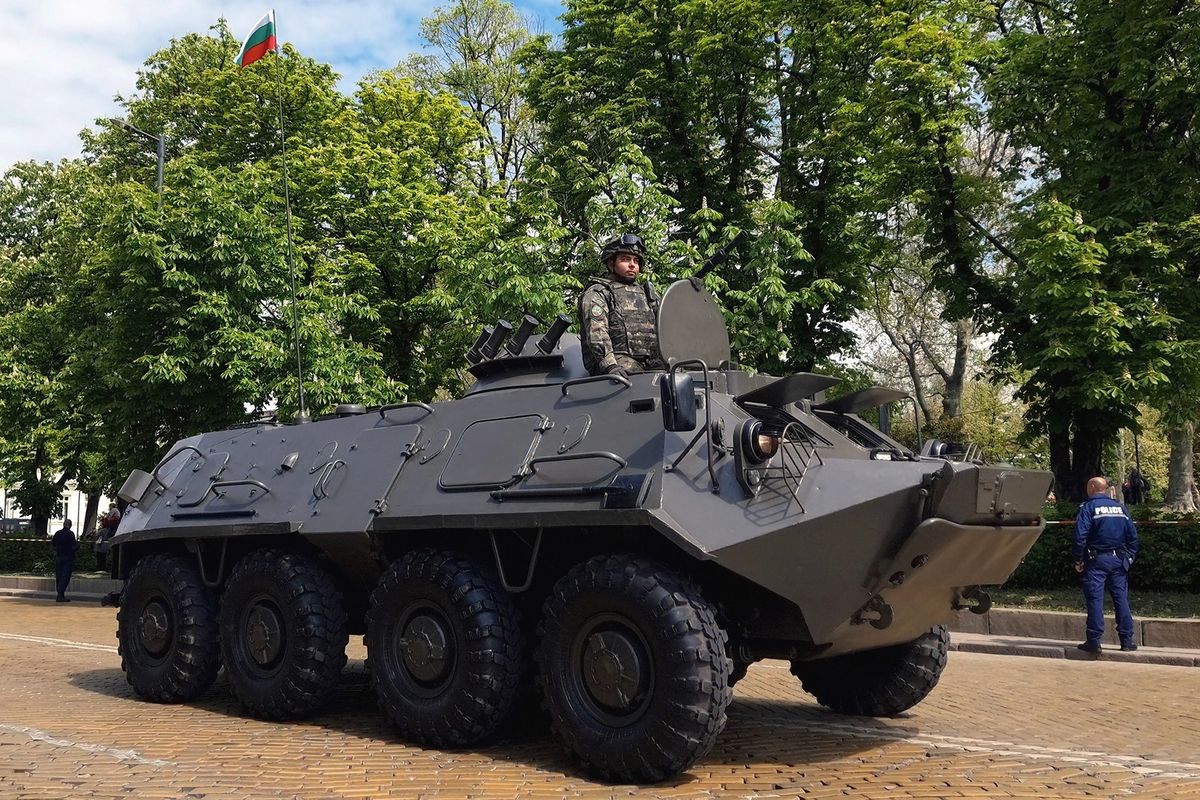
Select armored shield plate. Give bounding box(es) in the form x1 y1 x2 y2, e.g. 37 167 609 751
734 373 842 408
814 387 910 414
657 279 731 368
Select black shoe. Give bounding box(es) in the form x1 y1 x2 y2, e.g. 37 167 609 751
1077 641 1101 653
1121 643 1138 652
55 596 70 603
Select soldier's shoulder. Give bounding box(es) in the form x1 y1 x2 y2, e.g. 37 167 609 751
583 275 614 289
581 278 614 300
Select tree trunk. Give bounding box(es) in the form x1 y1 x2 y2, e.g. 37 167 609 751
32 514 48 537
82 492 101 538
1068 426 1106 503
940 319 971 418
1115 433 1127 504
1163 421 1198 513
1048 422 1073 501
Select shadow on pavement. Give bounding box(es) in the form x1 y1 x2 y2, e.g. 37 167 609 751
69 663 887 785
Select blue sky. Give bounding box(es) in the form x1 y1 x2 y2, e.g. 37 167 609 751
0 0 565 171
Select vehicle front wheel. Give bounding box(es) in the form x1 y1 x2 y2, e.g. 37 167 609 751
790 625 949 716
366 549 524 746
537 555 733 783
117 552 220 702
219 549 348 720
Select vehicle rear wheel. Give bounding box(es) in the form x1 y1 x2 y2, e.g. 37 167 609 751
366 549 524 746
219 549 348 720
536 555 733 783
790 625 949 716
118 552 220 702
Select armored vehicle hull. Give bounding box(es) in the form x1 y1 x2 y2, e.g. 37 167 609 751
109 282 1051 782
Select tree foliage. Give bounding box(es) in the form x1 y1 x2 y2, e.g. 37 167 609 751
2 0 1200 511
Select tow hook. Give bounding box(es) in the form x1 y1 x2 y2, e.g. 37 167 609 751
953 586 992 615
851 595 894 630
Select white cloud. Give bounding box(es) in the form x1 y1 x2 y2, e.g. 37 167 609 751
0 0 444 170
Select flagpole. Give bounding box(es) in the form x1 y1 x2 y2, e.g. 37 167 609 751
270 11 309 424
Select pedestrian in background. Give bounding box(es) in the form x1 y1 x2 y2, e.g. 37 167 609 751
1073 477 1140 653
94 505 121 572
50 519 78 603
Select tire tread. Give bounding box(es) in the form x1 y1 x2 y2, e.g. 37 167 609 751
366 549 524 747
117 552 220 703
536 554 732 783
219 548 348 720
791 625 949 716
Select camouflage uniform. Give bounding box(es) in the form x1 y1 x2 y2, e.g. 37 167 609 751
579 276 666 375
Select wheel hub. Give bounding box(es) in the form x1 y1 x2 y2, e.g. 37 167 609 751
246 602 285 667
138 599 171 656
579 625 650 719
399 614 451 683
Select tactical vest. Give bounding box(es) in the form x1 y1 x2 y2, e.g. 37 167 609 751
579 277 662 373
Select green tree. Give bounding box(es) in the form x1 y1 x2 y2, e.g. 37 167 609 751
982 0 1200 500
71 26 473 482
986 200 1176 500
0 161 104 533
397 0 537 198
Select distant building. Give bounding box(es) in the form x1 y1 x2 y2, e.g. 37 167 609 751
1 483 114 537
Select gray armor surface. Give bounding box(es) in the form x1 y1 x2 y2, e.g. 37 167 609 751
108 279 1051 783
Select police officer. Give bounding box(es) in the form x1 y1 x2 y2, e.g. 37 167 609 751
1073 476 1140 652
579 233 667 377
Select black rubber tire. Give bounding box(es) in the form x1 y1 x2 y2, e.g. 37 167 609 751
729 658 751 688
117 552 220 702
366 549 524 746
791 625 950 716
536 555 733 783
218 549 348 720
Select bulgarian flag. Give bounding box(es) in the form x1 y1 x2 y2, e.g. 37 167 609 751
236 10 277 67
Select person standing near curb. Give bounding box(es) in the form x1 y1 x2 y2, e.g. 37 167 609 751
50 519 78 603
1073 476 1140 653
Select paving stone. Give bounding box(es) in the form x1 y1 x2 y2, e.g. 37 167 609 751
2 596 1200 798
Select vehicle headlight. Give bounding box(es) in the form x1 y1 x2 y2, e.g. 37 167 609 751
740 420 781 464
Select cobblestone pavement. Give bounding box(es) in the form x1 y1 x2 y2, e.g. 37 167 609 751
2 596 1199 800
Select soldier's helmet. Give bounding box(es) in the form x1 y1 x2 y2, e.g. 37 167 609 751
600 233 647 270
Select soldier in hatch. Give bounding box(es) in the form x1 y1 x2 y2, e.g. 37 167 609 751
579 233 667 377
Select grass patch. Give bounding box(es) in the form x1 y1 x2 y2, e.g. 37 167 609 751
992 588 1200 618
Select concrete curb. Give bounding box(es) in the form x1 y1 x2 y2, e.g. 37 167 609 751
950 606 1200 649
950 633 1200 667
0 575 121 602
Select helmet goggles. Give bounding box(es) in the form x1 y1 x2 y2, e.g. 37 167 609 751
601 233 647 268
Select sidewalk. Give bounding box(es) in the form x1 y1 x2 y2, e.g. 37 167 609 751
949 606 1200 667
0 573 122 602
2 574 1197 667
949 632 1200 666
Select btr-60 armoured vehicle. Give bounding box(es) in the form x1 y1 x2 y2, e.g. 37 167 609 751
108 276 1051 782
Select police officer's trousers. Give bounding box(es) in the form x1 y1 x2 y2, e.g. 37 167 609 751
1082 551 1134 646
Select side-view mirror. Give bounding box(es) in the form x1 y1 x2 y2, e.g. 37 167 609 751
660 372 697 432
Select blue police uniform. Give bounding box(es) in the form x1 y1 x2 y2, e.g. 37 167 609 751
1072 493 1140 648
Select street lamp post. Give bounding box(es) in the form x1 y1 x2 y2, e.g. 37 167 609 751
112 118 166 209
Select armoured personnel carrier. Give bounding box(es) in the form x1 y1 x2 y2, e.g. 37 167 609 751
108 278 1051 782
